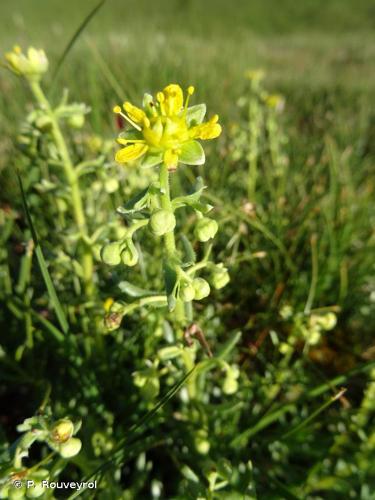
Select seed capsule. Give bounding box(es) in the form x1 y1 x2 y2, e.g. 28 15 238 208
194 218 218 242
150 209 176 236
100 241 122 266
179 281 195 302
59 437 82 458
192 278 210 300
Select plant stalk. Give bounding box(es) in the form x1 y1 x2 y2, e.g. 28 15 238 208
29 81 94 296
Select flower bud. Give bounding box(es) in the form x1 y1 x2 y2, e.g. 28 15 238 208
5 46 48 80
179 281 195 302
51 419 74 443
58 437 82 458
194 218 218 242
192 278 210 300
100 241 122 266
211 264 230 289
121 239 139 267
150 209 176 236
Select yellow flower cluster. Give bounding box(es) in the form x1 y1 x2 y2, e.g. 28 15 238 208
5 45 48 79
113 84 221 170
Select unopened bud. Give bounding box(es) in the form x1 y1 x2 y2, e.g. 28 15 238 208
150 209 176 236
5 46 48 80
194 218 218 242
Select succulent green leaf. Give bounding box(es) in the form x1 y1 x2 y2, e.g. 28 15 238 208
179 140 205 166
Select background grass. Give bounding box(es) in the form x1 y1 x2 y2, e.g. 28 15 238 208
0 0 374 498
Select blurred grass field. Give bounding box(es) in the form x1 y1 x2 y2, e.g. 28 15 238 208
1 0 375 498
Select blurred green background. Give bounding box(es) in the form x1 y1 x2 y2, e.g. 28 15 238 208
1 0 374 130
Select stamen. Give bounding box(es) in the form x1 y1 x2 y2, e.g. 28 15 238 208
113 105 142 131
184 86 195 114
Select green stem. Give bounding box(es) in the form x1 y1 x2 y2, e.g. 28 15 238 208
29 81 94 296
159 163 185 325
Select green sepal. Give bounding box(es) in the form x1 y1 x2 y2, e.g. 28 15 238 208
185 104 206 126
179 140 205 166
180 233 196 265
140 149 163 169
163 262 178 312
172 177 205 209
118 130 143 141
117 183 160 216
118 280 159 298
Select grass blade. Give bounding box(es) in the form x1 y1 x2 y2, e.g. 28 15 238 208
16 170 69 335
68 367 196 499
49 0 106 89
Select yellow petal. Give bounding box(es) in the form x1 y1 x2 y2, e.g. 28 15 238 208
115 144 148 163
162 84 183 116
123 102 146 124
190 120 222 140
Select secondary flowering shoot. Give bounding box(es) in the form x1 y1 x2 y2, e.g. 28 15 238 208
113 84 222 170
5 45 48 80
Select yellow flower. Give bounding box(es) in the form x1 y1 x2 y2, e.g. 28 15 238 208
5 45 48 80
113 84 221 170
265 94 285 112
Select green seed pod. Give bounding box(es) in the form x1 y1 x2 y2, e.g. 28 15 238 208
67 114 85 129
8 485 26 500
100 241 122 266
179 281 195 302
26 482 45 498
51 419 74 443
211 264 230 289
223 376 238 395
194 218 218 242
59 437 82 458
150 209 176 236
223 365 240 395
194 430 210 455
35 114 52 131
121 239 139 267
192 278 210 300
0 486 9 499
